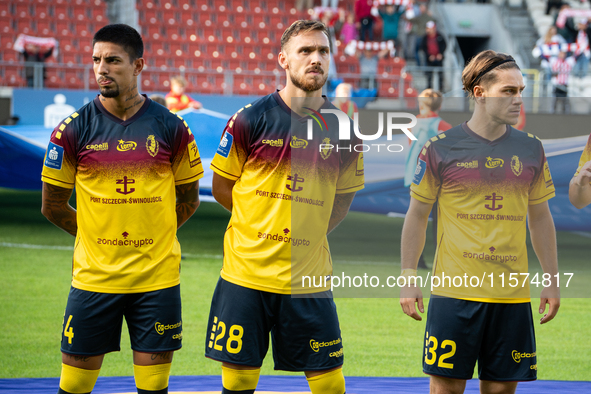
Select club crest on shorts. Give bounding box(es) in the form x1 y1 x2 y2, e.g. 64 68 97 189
146 135 159 157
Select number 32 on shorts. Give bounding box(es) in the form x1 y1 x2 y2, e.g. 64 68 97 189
208 316 244 354
424 332 456 369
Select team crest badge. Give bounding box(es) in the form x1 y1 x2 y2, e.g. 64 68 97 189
146 135 159 157
320 137 332 160
511 155 523 176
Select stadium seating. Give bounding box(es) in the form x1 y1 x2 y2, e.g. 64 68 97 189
0 0 415 97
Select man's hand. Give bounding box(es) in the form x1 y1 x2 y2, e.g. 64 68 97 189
190 101 202 110
539 285 560 324
569 160 591 209
400 285 424 321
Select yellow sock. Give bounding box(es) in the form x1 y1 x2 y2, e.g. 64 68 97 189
59 363 100 394
221 365 260 391
307 368 346 394
133 363 171 392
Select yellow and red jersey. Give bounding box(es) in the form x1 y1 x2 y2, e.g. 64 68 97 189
41 96 204 293
211 92 364 294
410 122 555 302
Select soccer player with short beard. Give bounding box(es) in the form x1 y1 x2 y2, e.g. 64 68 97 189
205 20 364 394
41 24 203 394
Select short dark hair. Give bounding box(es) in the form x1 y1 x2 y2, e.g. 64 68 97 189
462 50 519 98
280 20 330 51
93 24 144 61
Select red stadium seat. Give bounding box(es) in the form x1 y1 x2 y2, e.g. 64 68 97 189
45 68 64 89
89 7 107 23
1 35 14 50
2 65 26 87
61 52 80 66
378 79 400 97
0 3 9 18
196 74 224 94
15 3 32 18
36 19 55 35
2 50 20 62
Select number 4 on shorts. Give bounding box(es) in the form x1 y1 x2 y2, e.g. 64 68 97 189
64 315 74 344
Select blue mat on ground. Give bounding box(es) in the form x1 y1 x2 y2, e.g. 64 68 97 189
0 376 589 393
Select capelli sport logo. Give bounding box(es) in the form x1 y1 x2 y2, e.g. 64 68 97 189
512 350 536 363
154 321 182 335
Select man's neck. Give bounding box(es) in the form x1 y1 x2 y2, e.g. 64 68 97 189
466 111 507 141
279 84 324 116
99 86 145 121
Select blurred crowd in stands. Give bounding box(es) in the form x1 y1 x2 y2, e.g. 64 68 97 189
308 0 446 92
533 2 591 111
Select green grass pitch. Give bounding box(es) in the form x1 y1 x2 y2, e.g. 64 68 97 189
0 189 589 380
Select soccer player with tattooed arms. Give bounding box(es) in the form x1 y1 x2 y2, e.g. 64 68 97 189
41 24 204 394
400 50 560 394
205 20 364 394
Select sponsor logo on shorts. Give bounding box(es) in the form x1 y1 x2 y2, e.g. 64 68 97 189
86 142 109 151
512 350 536 363
155 321 182 335
329 347 344 358
172 331 182 340
310 338 342 352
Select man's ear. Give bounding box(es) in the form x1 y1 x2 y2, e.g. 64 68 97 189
278 50 288 70
133 57 145 76
473 85 485 101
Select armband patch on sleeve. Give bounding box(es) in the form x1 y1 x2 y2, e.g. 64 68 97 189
412 159 427 185
543 161 553 188
188 140 201 167
216 131 233 158
44 142 64 170
356 153 364 176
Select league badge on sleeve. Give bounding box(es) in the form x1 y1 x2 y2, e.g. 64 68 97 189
412 159 427 185
216 131 233 158
44 142 64 170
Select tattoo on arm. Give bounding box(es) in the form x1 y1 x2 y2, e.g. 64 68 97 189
42 183 77 236
176 181 200 229
327 192 356 235
150 352 172 361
